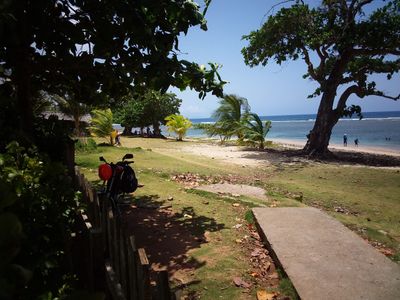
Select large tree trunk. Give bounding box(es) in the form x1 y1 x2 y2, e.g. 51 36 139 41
122 126 133 136
15 4 33 139
303 90 340 157
153 122 161 137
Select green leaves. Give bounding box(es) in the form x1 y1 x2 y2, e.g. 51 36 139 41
89 109 113 144
242 113 271 149
113 90 182 133
0 141 78 298
165 114 192 141
242 1 399 154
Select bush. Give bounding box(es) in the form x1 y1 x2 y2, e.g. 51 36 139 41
0 141 79 299
75 137 98 152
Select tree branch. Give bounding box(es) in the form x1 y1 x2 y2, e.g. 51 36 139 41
352 48 400 56
335 85 361 113
367 91 400 101
336 84 399 116
354 0 374 13
301 46 319 81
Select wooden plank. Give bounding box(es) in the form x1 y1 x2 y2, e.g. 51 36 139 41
126 235 138 300
92 190 101 227
136 248 151 300
156 271 171 300
107 207 115 271
105 261 126 300
85 219 94 290
112 213 121 281
101 194 109 256
118 228 128 296
90 227 104 291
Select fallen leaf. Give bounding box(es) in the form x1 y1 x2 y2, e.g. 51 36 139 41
233 277 251 288
250 272 259 277
235 239 242 244
257 290 279 300
251 248 262 257
183 214 193 219
232 203 240 207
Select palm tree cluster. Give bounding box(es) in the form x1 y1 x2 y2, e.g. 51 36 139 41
199 94 271 149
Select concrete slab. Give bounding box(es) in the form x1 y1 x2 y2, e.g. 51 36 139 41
253 207 400 300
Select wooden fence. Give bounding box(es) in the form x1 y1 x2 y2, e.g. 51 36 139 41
73 167 173 300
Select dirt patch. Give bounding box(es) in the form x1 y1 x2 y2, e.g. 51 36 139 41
195 183 268 200
122 203 223 277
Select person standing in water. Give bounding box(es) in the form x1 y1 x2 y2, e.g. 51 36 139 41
343 134 348 147
354 138 359 147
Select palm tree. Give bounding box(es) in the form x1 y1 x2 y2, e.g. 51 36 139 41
52 94 91 136
89 109 114 144
164 114 192 141
212 94 250 141
242 113 271 149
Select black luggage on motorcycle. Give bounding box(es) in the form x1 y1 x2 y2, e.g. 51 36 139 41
119 165 138 193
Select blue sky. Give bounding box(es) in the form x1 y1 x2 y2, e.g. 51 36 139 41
170 0 400 118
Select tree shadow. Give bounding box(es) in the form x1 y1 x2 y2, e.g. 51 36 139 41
120 195 225 278
238 146 400 167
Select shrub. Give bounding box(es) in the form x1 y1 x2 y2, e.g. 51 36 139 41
75 137 98 152
0 142 79 299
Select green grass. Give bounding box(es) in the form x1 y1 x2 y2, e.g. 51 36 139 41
76 137 400 298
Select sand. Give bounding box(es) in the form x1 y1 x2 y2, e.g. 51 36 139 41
172 138 399 168
270 138 400 157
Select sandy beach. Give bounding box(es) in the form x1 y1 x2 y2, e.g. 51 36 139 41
162 137 398 169
269 138 400 157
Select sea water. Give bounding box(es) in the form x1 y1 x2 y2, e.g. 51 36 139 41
186 111 400 151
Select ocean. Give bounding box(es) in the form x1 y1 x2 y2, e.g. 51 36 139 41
114 111 400 151
185 111 400 151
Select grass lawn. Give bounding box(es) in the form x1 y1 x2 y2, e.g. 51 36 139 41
75 137 400 298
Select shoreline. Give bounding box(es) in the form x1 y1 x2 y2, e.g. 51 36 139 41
269 138 400 157
186 136 400 158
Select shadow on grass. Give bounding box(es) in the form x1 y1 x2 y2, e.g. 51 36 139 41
121 194 225 277
239 146 400 167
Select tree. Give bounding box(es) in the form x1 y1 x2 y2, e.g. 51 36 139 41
165 114 192 141
114 90 181 136
0 0 225 138
242 113 271 149
89 108 113 145
242 0 400 156
212 94 250 141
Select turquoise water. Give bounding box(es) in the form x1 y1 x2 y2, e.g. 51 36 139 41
187 111 400 151
115 111 400 151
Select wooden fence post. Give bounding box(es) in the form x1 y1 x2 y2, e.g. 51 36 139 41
136 248 151 300
118 226 128 296
126 235 138 300
156 271 171 300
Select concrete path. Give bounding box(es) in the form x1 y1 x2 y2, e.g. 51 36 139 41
253 207 400 300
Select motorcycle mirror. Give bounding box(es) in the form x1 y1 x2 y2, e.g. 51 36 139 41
99 156 106 162
123 153 134 160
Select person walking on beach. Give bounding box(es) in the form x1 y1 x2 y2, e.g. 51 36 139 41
115 131 122 146
354 138 359 147
343 134 348 147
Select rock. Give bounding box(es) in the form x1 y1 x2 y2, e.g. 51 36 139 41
232 224 243 229
167 196 174 201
